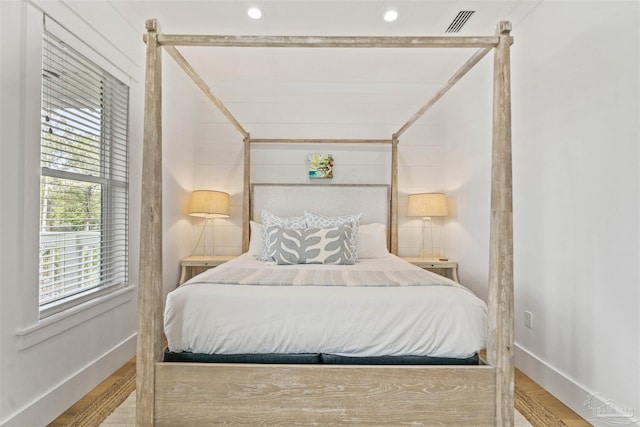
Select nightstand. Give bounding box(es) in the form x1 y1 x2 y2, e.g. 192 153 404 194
179 255 237 285
402 257 459 283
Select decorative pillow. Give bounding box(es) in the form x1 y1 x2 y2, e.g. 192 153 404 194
304 211 362 262
266 225 355 265
258 210 306 261
248 221 263 256
357 223 389 258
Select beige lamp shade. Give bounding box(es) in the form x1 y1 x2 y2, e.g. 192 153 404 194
189 190 230 218
407 193 448 217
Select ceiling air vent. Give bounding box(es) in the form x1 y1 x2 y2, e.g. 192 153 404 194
445 10 476 33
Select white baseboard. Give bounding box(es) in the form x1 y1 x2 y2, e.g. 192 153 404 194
515 343 639 427
1 333 136 427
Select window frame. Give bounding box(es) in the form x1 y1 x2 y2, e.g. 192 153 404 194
38 25 130 319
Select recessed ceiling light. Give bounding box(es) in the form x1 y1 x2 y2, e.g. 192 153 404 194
384 10 398 22
248 7 262 19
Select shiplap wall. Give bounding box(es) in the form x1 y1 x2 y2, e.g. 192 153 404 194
191 96 450 258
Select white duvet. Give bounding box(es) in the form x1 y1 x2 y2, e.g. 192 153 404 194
164 253 487 359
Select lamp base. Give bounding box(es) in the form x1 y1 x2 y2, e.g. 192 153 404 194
416 217 448 259
190 216 218 257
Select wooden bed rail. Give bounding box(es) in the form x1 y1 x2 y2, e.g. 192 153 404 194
138 18 514 426
153 34 501 48
249 138 393 144
162 44 249 139
154 363 497 425
393 46 493 139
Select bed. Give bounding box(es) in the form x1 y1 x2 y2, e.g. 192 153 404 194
164 252 486 362
138 20 514 426
163 184 487 365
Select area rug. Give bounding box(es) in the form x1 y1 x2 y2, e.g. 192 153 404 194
64 363 565 426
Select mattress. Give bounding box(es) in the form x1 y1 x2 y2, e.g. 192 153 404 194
164 253 487 359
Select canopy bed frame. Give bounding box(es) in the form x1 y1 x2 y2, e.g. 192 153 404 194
138 19 514 426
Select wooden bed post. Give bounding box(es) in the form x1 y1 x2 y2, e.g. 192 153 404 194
390 138 399 254
137 18 163 426
242 136 251 252
487 20 514 426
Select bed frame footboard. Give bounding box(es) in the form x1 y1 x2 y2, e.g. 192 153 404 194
153 362 496 426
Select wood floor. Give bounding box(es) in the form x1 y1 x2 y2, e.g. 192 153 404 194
49 357 136 426
515 369 589 426
49 357 589 426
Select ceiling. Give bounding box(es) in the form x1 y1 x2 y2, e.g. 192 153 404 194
111 0 542 138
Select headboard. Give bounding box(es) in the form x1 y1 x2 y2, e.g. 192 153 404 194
251 183 390 227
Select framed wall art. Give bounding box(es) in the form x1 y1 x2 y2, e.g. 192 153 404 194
308 153 333 179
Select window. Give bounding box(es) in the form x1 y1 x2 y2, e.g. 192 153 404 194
39 29 129 317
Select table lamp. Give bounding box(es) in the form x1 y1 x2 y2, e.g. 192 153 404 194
189 190 230 255
407 193 448 258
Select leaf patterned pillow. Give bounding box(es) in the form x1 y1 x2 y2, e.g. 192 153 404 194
258 210 307 261
304 211 362 262
266 225 355 265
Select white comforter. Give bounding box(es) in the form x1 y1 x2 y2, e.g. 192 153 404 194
164 253 487 359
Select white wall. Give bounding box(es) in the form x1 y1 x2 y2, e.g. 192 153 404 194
0 1 195 424
160 50 201 292
440 57 493 298
444 2 639 424
190 104 245 256
192 98 450 257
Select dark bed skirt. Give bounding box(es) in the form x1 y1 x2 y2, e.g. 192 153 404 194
163 349 479 365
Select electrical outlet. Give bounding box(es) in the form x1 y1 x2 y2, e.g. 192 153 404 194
524 311 533 329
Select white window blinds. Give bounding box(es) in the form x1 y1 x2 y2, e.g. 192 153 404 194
39 29 129 316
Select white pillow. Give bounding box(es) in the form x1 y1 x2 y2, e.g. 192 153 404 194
357 223 389 258
248 220 263 256
258 210 306 261
304 211 362 262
